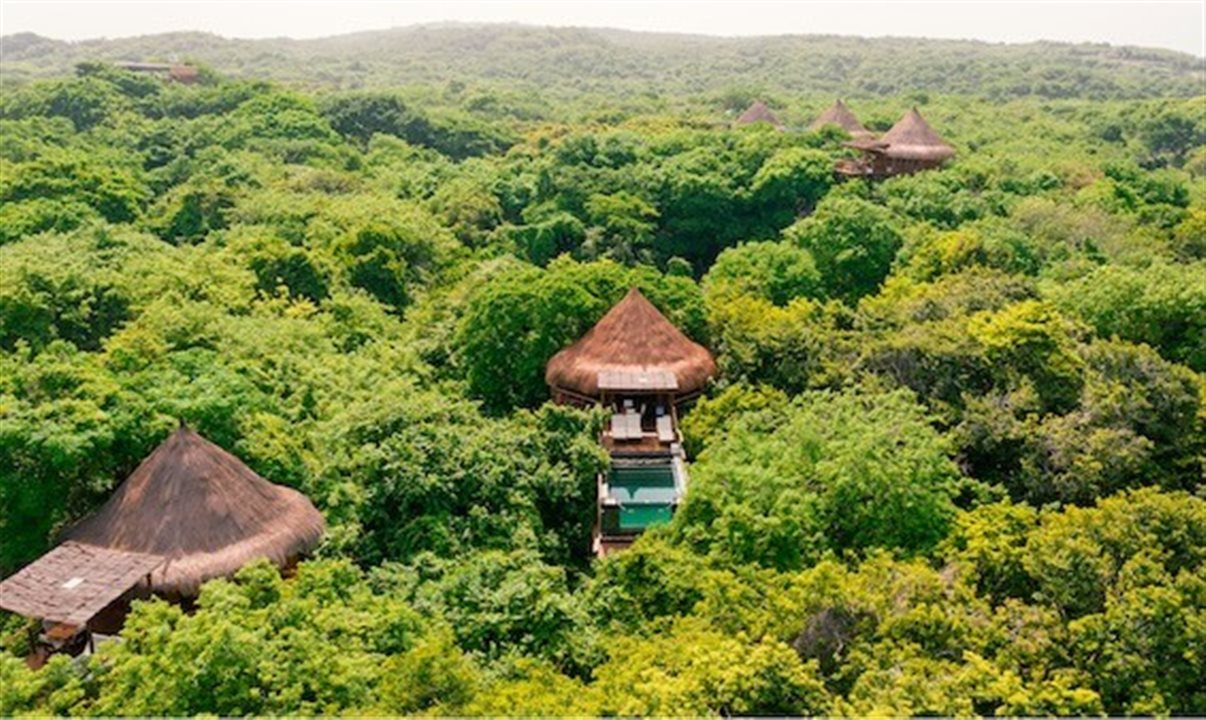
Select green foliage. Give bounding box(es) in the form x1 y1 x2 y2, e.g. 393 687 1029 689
1134 97 1206 168
580 191 660 263
1171 208 1206 260
382 549 597 673
674 387 961 570
704 240 821 306
679 383 789 457
969 300 1085 414
320 92 433 147
0 225 162 351
593 617 831 716
749 147 834 221
785 196 904 303
460 659 599 715
320 390 605 568
705 294 846 394
85 560 457 716
1047 261 1206 372
0 144 148 224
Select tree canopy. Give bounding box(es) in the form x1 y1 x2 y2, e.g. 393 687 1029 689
0 48 1203 716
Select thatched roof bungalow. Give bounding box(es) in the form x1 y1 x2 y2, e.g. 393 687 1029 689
63 425 325 598
0 422 325 651
553 290 714 558
809 99 874 139
0 425 324 644
546 288 715 405
735 101 784 129
873 107 955 162
839 107 955 178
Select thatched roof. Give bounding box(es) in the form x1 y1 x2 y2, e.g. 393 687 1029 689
735 101 784 128
546 288 715 397
809 100 874 139
0 542 163 626
876 108 955 161
64 426 325 597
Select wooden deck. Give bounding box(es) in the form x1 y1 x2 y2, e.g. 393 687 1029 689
594 534 637 557
590 404 687 557
602 432 672 454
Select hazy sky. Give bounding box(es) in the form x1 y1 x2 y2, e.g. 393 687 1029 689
3 1 1204 56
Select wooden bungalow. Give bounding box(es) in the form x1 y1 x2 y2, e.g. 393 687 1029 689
0 424 324 662
837 107 955 178
809 99 875 140
546 288 716 556
735 100 785 130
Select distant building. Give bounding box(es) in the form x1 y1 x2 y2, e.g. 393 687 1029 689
809 99 875 140
837 107 955 178
168 65 200 83
114 61 201 84
735 100 785 130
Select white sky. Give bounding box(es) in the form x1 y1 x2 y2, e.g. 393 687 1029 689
2 1 1204 56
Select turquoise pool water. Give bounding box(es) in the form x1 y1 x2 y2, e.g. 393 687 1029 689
606 462 677 532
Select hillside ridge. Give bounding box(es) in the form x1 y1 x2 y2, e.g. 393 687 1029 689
3 23 1201 99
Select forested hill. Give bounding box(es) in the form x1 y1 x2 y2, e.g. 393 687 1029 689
3 23 1203 100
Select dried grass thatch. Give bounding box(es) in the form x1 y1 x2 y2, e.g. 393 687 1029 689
546 288 715 398
735 101 784 128
65 426 325 597
876 107 955 161
809 99 875 139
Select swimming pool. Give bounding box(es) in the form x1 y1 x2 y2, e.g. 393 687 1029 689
603 460 680 533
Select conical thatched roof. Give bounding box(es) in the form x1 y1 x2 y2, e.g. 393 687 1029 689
809 99 874 139
546 288 716 398
65 425 325 596
735 101 784 128
877 108 955 161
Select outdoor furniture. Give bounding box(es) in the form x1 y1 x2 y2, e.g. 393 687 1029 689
656 415 675 443
610 412 643 441
627 412 643 439
610 413 628 440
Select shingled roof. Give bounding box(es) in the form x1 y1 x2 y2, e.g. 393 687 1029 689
735 101 784 128
546 288 715 398
0 542 163 626
876 108 955 161
809 99 874 139
64 425 325 597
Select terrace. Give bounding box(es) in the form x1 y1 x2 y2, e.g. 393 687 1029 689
594 454 688 556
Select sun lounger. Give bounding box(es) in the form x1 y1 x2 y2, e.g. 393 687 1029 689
656 415 675 443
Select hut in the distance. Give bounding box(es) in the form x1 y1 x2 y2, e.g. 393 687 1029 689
114 62 201 84
809 99 875 139
839 107 955 178
546 288 715 556
735 100 785 129
0 424 324 660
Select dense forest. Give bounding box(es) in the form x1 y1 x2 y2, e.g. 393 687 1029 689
1 25 1204 716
